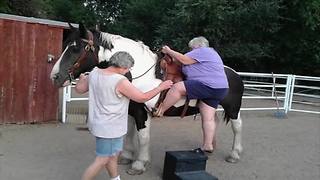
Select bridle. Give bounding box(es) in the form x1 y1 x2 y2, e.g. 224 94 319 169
68 30 99 81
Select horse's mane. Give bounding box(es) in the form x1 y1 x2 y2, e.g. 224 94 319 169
99 32 121 50
97 31 163 79
99 32 155 57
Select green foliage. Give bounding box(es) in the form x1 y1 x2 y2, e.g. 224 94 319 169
0 0 11 13
111 0 175 49
0 0 50 17
0 0 319 75
274 0 320 75
47 0 100 27
155 0 281 72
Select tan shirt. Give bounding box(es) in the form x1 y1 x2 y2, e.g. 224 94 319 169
88 68 129 138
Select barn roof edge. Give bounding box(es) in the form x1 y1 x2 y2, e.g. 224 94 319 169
0 13 79 29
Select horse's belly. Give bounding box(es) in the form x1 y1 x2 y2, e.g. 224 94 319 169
133 78 162 108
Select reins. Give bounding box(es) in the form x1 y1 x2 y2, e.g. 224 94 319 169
132 63 157 80
131 49 167 80
130 49 165 80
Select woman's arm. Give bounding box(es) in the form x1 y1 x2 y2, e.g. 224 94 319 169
162 46 197 65
117 79 173 103
75 74 89 94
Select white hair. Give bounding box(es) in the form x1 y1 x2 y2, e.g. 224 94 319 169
188 36 209 49
109 51 134 68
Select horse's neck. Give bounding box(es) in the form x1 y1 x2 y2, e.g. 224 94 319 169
97 31 157 64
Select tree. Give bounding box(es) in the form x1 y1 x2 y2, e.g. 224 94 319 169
1 0 319 75
155 0 281 72
274 0 320 75
0 0 10 13
111 0 175 49
0 0 50 17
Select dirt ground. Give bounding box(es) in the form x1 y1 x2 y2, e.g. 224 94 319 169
0 110 319 180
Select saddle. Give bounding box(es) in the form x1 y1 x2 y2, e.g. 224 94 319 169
155 54 190 118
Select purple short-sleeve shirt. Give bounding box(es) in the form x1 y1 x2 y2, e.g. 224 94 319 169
183 47 229 88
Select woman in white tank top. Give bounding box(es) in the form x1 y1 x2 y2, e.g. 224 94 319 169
75 51 172 180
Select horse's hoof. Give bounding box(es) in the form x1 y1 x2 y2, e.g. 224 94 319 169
126 168 144 175
118 158 132 165
225 156 239 163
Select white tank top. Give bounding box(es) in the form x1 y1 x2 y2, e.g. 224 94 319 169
88 68 129 138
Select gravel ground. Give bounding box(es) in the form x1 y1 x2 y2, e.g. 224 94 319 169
0 111 319 180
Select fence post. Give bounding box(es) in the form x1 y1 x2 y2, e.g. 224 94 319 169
283 75 293 113
271 75 276 98
62 86 67 123
288 75 296 112
62 85 72 123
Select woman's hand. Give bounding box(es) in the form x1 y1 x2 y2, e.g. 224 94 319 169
158 80 173 91
79 73 88 80
75 73 89 94
161 45 172 54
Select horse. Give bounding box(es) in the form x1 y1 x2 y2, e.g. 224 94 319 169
50 23 244 175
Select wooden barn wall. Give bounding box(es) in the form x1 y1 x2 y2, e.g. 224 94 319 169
0 19 62 124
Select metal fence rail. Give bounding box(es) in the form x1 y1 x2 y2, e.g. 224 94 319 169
61 73 320 123
238 72 293 113
288 75 320 114
62 84 88 123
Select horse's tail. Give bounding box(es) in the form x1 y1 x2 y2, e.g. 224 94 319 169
221 66 244 124
221 90 243 123
222 100 242 124
223 112 231 124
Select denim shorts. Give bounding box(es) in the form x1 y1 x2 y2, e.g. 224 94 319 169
184 80 228 108
95 136 124 157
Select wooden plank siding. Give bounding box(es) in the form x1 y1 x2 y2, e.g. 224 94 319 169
0 19 63 124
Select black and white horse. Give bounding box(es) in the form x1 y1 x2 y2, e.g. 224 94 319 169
50 23 244 175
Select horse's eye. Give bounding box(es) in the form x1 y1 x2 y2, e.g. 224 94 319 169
71 46 81 53
69 41 77 47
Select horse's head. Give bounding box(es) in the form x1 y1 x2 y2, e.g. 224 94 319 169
50 23 100 87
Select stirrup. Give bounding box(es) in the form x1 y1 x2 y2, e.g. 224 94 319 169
151 106 163 117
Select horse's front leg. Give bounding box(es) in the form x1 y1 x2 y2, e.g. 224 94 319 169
122 101 151 175
226 112 243 163
127 115 151 175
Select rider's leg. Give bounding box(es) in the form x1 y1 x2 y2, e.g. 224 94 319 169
155 81 186 116
198 101 217 151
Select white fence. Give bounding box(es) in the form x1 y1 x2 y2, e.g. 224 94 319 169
61 73 320 123
237 72 293 113
288 75 320 114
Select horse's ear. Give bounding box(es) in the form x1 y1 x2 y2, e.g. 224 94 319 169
95 24 100 31
156 51 165 60
68 22 75 30
79 22 87 38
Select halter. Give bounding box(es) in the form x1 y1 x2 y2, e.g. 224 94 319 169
68 31 99 81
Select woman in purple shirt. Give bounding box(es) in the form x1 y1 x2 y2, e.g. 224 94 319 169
154 36 229 153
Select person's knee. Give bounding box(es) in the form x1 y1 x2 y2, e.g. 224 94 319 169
95 156 110 166
171 82 186 95
109 154 119 161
